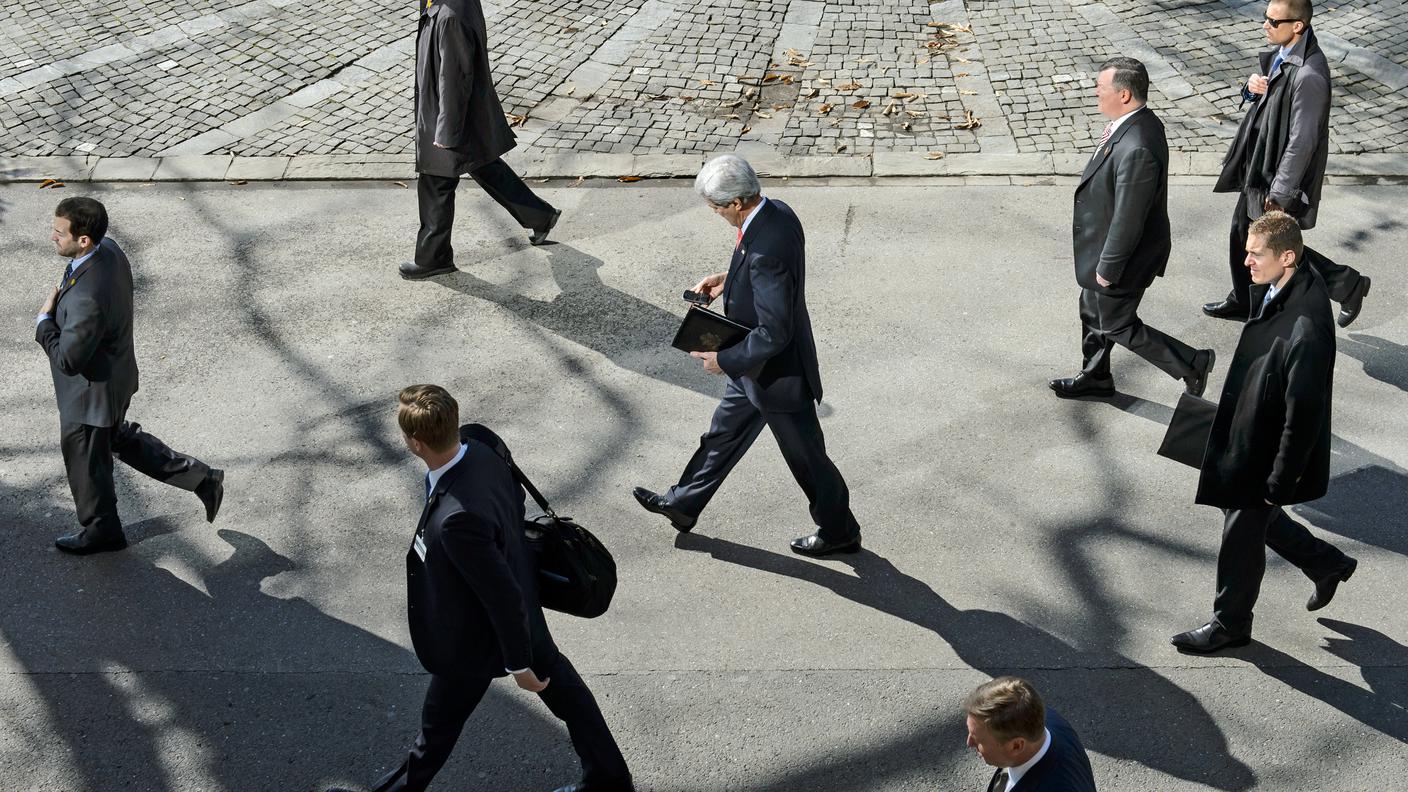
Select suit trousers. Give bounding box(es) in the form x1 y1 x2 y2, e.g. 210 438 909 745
665 380 861 543
1078 287 1197 380
1226 192 1363 304
415 160 557 268
372 652 629 792
60 418 210 537
1213 505 1350 635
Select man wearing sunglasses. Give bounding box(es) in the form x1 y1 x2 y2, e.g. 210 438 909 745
1205 0 1372 328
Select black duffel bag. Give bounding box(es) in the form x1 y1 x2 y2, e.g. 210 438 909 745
462 424 618 619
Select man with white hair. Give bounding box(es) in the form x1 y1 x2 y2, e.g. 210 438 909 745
632 154 862 557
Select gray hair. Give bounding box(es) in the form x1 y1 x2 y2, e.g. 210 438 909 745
695 154 761 206
1099 56 1149 103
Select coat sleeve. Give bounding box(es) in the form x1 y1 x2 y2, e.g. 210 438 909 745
1265 323 1333 503
35 290 103 377
439 511 534 671
1096 146 1161 286
717 252 795 378
433 16 476 149
1269 69 1329 205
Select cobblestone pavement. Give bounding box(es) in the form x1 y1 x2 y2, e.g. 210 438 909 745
2 0 1406 163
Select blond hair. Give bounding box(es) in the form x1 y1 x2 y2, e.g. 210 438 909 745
962 677 1046 742
397 384 459 452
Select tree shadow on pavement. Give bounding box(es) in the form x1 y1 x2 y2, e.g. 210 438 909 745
672 534 1257 791
0 478 575 791
438 242 723 399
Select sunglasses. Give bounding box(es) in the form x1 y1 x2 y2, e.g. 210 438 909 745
1263 16 1303 28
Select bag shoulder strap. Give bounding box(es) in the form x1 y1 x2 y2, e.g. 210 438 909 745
461 423 557 518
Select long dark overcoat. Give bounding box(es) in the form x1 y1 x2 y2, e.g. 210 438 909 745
1196 264 1335 508
415 0 516 177
1214 29 1331 229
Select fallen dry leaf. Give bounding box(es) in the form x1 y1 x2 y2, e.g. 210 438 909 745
916 57 930 66
38 178 65 189
229 179 249 186
569 176 585 187
955 56 972 64
956 72 970 78
857 57 874 65
836 81 862 92
617 175 643 183
836 143 848 152
721 99 742 108
698 79 715 86
725 113 741 120
954 109 982 129
772 103 789 110
678 95 695 103
741 125 752 134
882 101 898 116
817 103 834 115
905 109 927 118
924 151 945 160
756 112 773 119
763 73 782 83
959 89 977 96
504 112 528 127
745 87 758 99
800 87 819 98
851 100 871 109
901 121 912 131
892 90 917 99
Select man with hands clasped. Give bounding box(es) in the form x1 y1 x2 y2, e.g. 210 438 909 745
632 154 863 558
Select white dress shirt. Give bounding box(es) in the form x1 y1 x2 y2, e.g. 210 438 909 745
1105 104 1145 140
1006 728 1052 791
740 195 768 240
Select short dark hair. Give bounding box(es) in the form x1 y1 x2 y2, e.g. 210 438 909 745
1249 210 1304 262
1278 0 1313 24
398 384 460 452
1100 56 1149 103
55 197 108 243
962 677 1046 742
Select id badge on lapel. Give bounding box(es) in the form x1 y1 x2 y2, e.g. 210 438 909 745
413 532 428 562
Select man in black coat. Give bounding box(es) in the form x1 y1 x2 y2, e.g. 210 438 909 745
1172 212 1357 654
632 154 862 557
351 385 631 792
401 0 560 280
1204 0 1371 327
35 197 223 555
962 677 1097 792
1051 57 1214 400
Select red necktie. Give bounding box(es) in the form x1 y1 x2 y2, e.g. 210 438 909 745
735 227 743 249
1098 121 1113 148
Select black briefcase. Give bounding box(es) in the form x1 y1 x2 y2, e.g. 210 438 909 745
672 305 750 353
462 425 618 619
1158 392 1217 469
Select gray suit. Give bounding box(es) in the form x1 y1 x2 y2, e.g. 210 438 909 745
36 237 211 538
1213 28 1364 304
1072 107 1197 381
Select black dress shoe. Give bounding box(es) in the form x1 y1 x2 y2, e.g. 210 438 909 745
1337 277 1370 328
530 209 562 246
196 468 224 524
552 778 634 792
632 487 695 532
1170 621 1250 654
398 260 457 280
790 533 861 557
1184 349 1215 397
1308 556 1357 611
1048 372 1115 399
1202 298 1250 321
55 528 128 556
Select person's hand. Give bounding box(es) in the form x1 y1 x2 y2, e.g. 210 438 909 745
433 141 446 148
1247 74 1269 95
512 669 549 692
39 285 59 315
690 350 722 375
1096 273 1112 288
1264 498 1276 506
1263 197 1283 213
692 272 727 302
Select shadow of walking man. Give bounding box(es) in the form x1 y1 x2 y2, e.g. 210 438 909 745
673 533 1257 791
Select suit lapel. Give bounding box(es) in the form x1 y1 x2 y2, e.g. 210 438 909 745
722 199 774 310
415 456 467 537
1078 108 1143 190
55 242 106 306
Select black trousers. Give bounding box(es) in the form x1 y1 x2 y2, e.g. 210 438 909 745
1078 287 1198 381
665 380 861 543
1213 505 1350 635
372 652 629 792
415 160 557 269
1226 192 1363 304
60 418 210 537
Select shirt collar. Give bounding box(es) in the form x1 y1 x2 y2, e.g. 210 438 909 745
1006 728 1052 790
740 196 768 239
1106 104 1144 137
426 443 467 493
69 243 101 271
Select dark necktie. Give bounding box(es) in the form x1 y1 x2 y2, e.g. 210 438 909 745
61 260 75 286
987 768 1009 792
424 473 433 500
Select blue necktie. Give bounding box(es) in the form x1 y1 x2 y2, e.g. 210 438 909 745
1269 51 1285 79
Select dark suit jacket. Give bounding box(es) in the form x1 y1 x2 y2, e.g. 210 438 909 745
1215 29 1331 229
1002 709 1097 792
716 198 824 412
1196 265 1335 508
406 424 557 678
1072 106 1171 294
414 0 516 177
35 236 139 427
